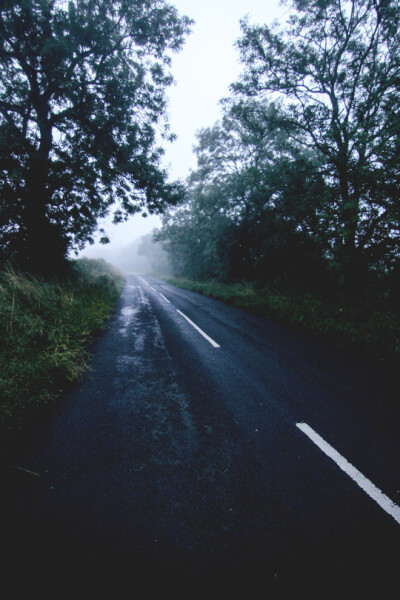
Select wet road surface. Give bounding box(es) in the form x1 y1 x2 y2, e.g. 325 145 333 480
3 274 400 597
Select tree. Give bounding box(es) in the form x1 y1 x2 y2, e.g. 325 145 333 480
157 98 333 290
233 0 400 290
0 0 191 273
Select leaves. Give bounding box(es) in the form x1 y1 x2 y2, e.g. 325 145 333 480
0 0 192 272
158 1 400 301
232 0 400 288
0 259 125 440
158 97 333 289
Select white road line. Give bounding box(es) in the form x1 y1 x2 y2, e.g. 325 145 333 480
159 292 170 303
176 309 220 348
296 422 400 525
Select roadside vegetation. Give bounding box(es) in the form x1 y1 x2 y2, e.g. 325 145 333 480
1 1 399 443
0 258 124 456
165 277 400 367
152 0 400 372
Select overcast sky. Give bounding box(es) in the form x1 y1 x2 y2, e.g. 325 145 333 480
82 0 288 257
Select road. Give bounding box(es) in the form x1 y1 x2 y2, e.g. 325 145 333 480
3 273 400 596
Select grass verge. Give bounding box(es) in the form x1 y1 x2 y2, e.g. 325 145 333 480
164 277 400 367
0 258 124 457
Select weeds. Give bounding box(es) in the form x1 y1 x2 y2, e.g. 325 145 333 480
0 259 125 451
165 277 400 366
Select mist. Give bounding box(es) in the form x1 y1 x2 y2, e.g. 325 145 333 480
79 228 172 277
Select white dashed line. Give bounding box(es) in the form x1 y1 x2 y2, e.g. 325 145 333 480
176 309 220 348
296 422 400 525
159 292 170 303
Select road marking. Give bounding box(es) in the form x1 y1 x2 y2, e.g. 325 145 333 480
159 292 170 303
296 422 400 525
176 309 220 348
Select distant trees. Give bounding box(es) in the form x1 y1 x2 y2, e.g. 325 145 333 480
158 0 400 300
136 232 172 275
0 0 191 273
157 98 333 290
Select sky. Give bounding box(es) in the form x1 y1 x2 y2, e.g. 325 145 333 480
81 0 288 258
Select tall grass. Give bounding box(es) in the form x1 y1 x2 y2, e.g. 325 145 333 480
165 277 400 366
0 258 124 452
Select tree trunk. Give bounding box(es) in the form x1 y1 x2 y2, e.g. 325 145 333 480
20 99 68 275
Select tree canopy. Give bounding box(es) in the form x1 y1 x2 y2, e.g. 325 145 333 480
157 0 400 301
157 98 332 289
232 0 400 289
0 0 191 273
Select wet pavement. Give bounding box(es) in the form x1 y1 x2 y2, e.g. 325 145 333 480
2 274 399 597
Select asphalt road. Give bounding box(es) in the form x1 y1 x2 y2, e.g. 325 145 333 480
3 273 400 597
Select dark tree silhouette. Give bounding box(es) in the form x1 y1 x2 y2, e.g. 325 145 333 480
233 0 400 290
0 0 191 273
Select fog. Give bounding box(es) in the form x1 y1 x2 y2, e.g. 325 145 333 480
79 227 172 277
78 0 284 269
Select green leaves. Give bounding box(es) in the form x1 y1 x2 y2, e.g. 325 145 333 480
0 0 192 273
0 259 125 444
158 96 332 289
233 0 400 290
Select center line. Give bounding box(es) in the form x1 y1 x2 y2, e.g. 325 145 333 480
176 309 220 348
159 292 170 303
297 422 400 525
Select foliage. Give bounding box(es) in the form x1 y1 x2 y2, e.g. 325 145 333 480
165 277 400 366
136 231 172 275
0 258 124 452
0 0 191 273
156 97 335 292
158 0 400 306
233 0 400 289
71 256 125 295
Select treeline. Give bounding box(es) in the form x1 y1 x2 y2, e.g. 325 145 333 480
156 0 400 306
101 233 172 276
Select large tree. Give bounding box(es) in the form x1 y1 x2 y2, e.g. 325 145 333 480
233 0 400 290
0 0 191 273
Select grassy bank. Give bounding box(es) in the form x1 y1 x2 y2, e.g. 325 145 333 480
0 258 124 454
164 277 400 366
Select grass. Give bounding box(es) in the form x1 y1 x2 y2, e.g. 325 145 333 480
0 258 125 456
164 277 400 366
